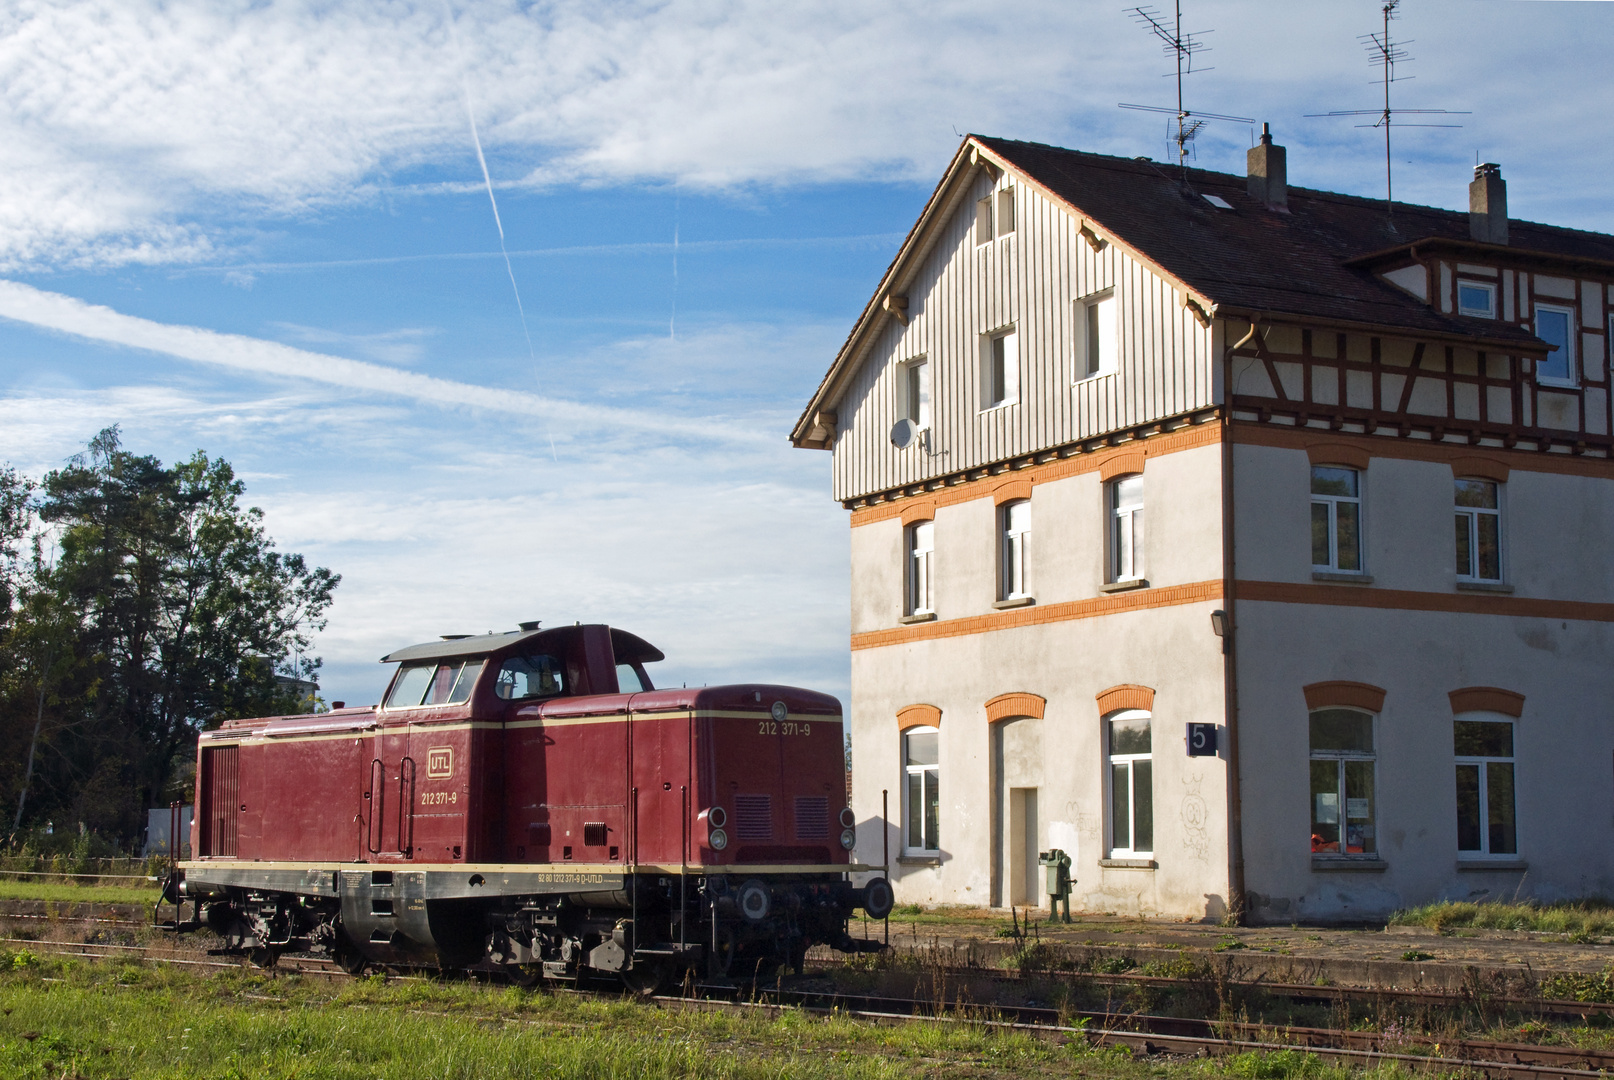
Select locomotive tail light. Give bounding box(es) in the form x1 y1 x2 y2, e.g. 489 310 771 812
839 807 856 829
701 806 728 851
839 827 856 850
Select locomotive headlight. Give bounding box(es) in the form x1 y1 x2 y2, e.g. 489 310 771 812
839 827 856 850
709 828 729 851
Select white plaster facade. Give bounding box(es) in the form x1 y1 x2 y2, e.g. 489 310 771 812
798 136 1614 922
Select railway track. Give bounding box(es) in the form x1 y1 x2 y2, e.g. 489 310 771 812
7 936 1614 1077
805 957 1614 1023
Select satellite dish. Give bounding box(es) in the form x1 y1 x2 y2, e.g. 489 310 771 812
890 418 917 449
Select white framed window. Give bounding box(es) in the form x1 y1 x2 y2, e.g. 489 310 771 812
1455 715 1517 857
1455 478 1503 582
1535 304 1577 385
1457 281 1496 319
1078 292 1117 379
1311 466 1363 573
903 357 930 429
981 329 1018 409
1109 474 1144 582
905 521 934 616
1107 710 1153 857
975 187 1015 244
999 500 1030 600
1309 708 1376 857
903 726 940 853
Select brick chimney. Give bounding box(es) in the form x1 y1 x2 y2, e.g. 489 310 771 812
1247 123 1287 209
1469 163 1508 245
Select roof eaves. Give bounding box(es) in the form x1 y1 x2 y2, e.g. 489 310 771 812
1213 303 1550 355
1345 235 1614 275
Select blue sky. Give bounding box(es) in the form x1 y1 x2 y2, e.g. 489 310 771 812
1 0 1610 710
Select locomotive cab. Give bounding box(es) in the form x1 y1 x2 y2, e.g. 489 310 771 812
180 622 893 987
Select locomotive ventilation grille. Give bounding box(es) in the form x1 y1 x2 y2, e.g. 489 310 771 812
794 796 829 841
732 794 773 840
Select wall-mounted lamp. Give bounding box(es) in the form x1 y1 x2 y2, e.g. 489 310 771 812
1209 609 1229 638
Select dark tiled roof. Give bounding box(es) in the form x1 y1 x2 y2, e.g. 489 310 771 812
976 136 1614 346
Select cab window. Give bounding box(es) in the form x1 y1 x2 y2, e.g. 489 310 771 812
496 654 567 701
387 659 482 708
615 663 649 693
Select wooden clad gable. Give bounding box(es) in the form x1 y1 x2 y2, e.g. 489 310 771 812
827 163 1215 504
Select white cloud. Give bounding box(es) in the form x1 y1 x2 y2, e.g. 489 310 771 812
0 378 852 710
0 279 769 444
4 1 1610 269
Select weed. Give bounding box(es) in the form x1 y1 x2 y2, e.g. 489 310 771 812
1400 950 1433 962
1390 898 1614 937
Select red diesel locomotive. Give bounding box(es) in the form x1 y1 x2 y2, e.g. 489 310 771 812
177 623 893 987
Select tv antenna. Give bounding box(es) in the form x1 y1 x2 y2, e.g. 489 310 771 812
1306 0 1467 215
1119 2 1253 179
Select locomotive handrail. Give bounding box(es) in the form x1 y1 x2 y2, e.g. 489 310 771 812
366 759 383 855
398 756 416 855
679 784 688 954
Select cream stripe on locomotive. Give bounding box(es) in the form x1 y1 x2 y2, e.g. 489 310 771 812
197 710 842 748
182 860 880 876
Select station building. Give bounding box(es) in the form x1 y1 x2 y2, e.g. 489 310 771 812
792 132 1614 922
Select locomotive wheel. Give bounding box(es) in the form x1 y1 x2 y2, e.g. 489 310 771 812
621 958 668 997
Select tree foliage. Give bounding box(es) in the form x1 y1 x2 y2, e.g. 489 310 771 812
0 428 339 845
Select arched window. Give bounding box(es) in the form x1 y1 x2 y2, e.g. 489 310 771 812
999 500 1030 601
1454 478 1503 583
1106 709 1153 857
1454 712 1517 857
1109 474 1144 582
1309 708 1375 856
903 726 940 854
1311 466 1363 573
906 521 934 616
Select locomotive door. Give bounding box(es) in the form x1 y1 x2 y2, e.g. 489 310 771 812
367 722 416 860
629 711 693 871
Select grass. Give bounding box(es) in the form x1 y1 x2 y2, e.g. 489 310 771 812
0 950 1488 1080
0 879 161 905
1390 899 1614 938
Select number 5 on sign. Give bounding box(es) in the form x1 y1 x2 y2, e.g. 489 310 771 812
1186 723 1218 757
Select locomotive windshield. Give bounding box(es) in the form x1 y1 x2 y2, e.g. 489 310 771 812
386 659 482 708
495 654 567 700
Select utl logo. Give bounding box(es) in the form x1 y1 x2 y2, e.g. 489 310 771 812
426 746 454 780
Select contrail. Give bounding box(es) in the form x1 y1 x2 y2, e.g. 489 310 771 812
461 82 537 365
670 187 679 341
442 4 552 458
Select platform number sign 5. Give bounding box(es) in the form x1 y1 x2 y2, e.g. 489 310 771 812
1186 724 1218 758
